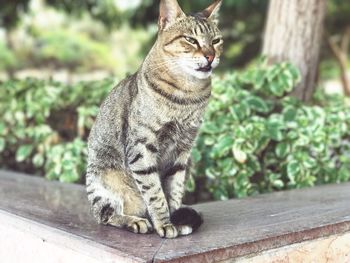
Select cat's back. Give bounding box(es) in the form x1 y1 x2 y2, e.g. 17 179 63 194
99 74 138 120
88 74 138 147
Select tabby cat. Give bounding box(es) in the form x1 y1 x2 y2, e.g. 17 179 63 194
86 0 223 239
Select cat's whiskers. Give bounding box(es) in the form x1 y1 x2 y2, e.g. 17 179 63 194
146 57 204 76
146 58 212 86
144 61 182 75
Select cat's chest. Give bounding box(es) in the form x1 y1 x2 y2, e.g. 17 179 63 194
156 120 199 177
157 120 200 154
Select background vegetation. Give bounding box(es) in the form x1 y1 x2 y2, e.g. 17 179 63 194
0 0 349 203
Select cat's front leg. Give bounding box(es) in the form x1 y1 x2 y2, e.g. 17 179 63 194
164 152 190 214
127 141 178 238
163 152 194 236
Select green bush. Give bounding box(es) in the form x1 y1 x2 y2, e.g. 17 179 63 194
191 61 350 200
0 77 116 182
1 61 350 199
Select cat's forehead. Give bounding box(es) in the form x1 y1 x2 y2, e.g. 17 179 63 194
173 15 220 36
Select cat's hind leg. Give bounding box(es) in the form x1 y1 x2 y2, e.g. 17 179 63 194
86 168 153 234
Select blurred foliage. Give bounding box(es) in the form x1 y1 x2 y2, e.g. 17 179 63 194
0 0 153 76
0 0 30 29
1 62 350 198
0 17 152 77
320 59 342 80
327 0 350 34
45 0 132 29
321 0 350 80
1 0 349 77
0 41 16 70
33 29 115 71
0 0 132 29
189 60 350 201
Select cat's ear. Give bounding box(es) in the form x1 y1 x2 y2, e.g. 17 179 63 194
159 0 185 31
201 0 222 24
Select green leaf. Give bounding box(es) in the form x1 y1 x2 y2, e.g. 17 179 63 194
62 159 74 170
287 130 298 140
267 122 284 141
201 123 221 134
281 72 295 92
338 166 350 182
283 107 298 122
312 142 325 153
211 136 234 158
270 82 285 97
16 145 34 162
186 174 196 192
303 157 317 169
254 70 266 89
205 168 220 179
218 158 235 174
266 65 281 82
287 160 301 182
59 169 79 183
272 179 284 189
204 136 216 146
256 136 270 153
275 142 290 159
286 63 301 83
232 103 251 120
191 148 202 163
246 156 261 172
246 96 269 113
232 146 247 164
32 153 44 167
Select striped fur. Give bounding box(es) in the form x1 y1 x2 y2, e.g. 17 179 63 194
86 0 223 239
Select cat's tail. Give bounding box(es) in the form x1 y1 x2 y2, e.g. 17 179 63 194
170 207 203 236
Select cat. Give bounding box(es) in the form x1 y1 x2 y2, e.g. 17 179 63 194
86 0 223 239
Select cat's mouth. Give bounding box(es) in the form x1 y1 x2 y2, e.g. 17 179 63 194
197 65 212 72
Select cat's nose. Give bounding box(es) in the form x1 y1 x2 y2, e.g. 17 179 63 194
205 55 215 64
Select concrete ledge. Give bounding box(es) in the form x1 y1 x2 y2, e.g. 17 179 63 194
235 232 350 263
0 170 350 262
0 211 132 263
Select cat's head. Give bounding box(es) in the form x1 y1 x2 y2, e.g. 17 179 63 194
156 0 223 80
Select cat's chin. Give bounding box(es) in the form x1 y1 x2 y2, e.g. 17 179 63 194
192 70 213 80
182 66 213 80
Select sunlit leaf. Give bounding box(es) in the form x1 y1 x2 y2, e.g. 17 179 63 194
16 145 34 162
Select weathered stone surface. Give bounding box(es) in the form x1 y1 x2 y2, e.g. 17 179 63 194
154 187 350 262
234 232 350 263
0 171 162 263
0 211 131 263
1 170 350 262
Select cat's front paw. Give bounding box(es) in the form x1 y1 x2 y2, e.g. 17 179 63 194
155 223 178 239
126 217 153 234
177 225 193 236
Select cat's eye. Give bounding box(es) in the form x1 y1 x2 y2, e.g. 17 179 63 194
184 36 198 45
212 38 221 45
